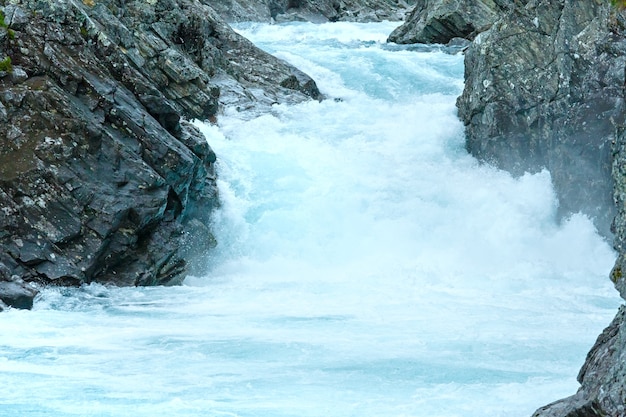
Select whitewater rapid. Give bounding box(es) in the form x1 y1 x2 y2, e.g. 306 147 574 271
0 21 622 417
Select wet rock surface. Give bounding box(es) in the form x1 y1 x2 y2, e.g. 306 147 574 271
0 0 322 305
566 108 626 417
531 305 626 417
0 263 38 310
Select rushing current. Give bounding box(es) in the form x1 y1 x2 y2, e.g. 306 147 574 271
1 22 623 417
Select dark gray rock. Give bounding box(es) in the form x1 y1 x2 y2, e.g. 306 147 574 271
456 0 625 240
0 278 38 310
0 262 38 310
208 0 412 23
3 5 30 31
0 0 322 304
398 1 626 414
389 0 623 239
612 126 626 302
388 0 500 44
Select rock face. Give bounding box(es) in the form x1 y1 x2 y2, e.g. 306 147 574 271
387 0 500 44
0 0 321 307
209 0 412 23
456 0 625 240
612 127 626 303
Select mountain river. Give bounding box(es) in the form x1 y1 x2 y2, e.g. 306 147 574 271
0 21 622 417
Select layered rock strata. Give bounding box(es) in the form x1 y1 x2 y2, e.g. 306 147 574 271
0 0 321 308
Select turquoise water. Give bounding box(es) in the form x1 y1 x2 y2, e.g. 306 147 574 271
0 21 621 417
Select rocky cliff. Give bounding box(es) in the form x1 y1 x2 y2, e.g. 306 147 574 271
391 0 626 415
0 0 321 310
545 89 626 417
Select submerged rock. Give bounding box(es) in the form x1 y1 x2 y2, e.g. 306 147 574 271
0 0 322 303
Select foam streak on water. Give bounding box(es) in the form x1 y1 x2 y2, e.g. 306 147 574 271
0 22 622 417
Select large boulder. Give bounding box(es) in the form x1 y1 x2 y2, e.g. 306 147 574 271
387 0 500 44
0 0 321 302
0 279 38 310
0 261 38 310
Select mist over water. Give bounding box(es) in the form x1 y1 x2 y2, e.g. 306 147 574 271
0 22 622 417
